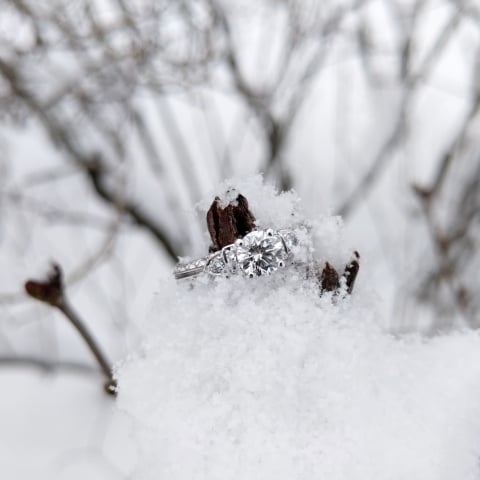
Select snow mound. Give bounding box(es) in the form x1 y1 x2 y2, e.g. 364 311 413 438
116 179 480 480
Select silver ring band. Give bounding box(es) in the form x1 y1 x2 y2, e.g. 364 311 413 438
174 228 298 280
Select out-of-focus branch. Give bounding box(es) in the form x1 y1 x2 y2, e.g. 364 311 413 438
66 219 120 285
337 104 408 218
2 189 113 229
411 51 480 324
84 158 178 260
0 56 178 259
154 97 203 203
413 192 473 326
211 1 371 192
337 5 464 218
0 355 99 375
24 264 117 395
0 15 185 263
412 160 480 325
210 1 291 190
425 84 480 198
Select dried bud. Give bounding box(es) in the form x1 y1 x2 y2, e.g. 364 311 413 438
207 193 256 252
320 262 340 292
25 263 64 306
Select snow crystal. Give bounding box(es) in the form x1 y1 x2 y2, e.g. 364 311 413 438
116 178 480 480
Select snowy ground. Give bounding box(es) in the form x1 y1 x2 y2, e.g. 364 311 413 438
116 181 480 480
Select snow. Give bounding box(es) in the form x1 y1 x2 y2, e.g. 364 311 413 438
116 179 480 480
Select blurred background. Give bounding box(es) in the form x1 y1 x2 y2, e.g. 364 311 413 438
0 0 479 478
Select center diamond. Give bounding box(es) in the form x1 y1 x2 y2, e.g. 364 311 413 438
235 230 287 277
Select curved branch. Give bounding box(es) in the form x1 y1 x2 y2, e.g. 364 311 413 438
24 264 117 395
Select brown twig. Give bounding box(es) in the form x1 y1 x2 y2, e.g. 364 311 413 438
24 264 117 396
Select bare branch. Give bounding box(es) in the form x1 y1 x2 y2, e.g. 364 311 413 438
84 158 178 261
0 355 99 375
24 264 117 395
337 5 465 218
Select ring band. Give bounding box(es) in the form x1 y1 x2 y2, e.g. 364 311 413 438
174 228 298 280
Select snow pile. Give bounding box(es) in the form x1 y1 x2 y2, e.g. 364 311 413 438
116 178 480 480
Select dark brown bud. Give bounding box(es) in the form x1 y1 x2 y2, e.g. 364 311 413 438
206 193 256 252
24 263 64 306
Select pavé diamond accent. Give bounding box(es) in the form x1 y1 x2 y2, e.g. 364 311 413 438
205 252 226 275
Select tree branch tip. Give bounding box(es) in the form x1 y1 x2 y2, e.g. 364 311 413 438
24 262 64 306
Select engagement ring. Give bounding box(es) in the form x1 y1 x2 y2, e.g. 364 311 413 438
174 228 299 280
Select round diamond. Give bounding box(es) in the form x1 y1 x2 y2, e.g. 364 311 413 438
235 230 287 277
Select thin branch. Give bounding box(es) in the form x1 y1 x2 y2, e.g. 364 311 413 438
66 219 120 285
413 193 474 326
337 103 408 218
56 299 113 381
84 158 178 261
210 1 290 189
337 5 464 218
2 189 113 230
0 355 99 375
24 264 117 395
429 82 480 196
0 58 179 262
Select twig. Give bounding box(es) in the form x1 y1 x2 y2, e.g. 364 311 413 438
413 193 473 326
0 355 99 375
0 59 179 262
337 4 464 219
337 104 408 218
24 264 117 396
84 157 178 261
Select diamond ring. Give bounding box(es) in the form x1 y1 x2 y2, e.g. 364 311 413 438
174 229 299 280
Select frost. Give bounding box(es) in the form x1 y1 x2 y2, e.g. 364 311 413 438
116 178 480 480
